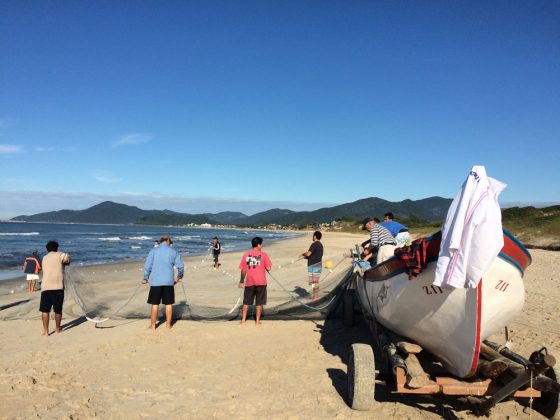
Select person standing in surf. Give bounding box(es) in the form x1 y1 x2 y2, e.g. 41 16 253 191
39 241 71 336
238 237 272 325
143 234 184 330
23 249 42 293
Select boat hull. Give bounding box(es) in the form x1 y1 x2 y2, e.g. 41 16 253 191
355 230 531 378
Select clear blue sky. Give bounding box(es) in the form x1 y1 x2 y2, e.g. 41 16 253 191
1 1 559 218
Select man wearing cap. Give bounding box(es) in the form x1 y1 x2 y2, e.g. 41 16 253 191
361 217 397 264
143 235 184 330
23 249 42 293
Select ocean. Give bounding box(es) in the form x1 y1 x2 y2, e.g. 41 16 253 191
0 222 299 281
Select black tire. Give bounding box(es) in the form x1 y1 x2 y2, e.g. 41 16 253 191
533 366 560 419
348 343 375 411
343 290 355 327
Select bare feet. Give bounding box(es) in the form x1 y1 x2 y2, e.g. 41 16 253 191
55 328 62 334
239 320 246 325
166 324 172 330
42 331 49 336
149 324 156 331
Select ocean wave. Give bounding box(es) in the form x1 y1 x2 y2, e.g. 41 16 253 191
173 235 201 240
131 245 141 249
128 236 152 241
0 232 40 236
98 237 121 241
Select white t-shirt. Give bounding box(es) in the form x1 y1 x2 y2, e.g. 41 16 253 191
433 166 506 288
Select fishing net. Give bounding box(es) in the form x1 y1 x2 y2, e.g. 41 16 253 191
0 251 354 323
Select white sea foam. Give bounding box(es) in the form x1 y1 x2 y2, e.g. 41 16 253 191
173 235 201 240
131 245 141 249
128 236 152 241
98 237 121 241
0 232 40 236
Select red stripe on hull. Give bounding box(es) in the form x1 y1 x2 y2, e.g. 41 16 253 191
469 279 483 376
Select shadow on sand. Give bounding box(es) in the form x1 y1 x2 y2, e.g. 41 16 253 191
317 302 473 419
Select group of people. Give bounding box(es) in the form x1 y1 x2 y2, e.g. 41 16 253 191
142 231 324 328
361 212 410 266
25 216 427 334
29 230 325 335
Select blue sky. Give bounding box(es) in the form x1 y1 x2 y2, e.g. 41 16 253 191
1 1 559 219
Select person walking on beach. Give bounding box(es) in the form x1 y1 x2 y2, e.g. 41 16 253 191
210 236 221 269
238 237 272 325
23 249 42 293
39 241 71 336
301 231 323 300
143 235 184 330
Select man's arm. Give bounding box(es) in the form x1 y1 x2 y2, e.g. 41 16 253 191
174 252 184 281
370 226 380 247
61 253 71 265
238 270 246 288
143 249 154 283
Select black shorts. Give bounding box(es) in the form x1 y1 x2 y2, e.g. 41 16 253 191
213 253 219 262
147 285 175 305
39 290 64 314
243 285 267 306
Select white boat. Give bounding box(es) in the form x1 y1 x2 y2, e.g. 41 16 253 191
354 229 532 378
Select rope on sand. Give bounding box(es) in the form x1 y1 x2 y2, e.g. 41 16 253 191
63 252 351 323
66 271 144 324
179 281 244 321
266 271 337 312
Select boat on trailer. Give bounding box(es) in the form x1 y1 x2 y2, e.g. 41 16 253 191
348 229 559 417
354 228 531 378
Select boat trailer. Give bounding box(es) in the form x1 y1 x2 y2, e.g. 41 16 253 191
346 306 560 418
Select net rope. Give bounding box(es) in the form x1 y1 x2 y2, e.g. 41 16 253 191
0 251 353 323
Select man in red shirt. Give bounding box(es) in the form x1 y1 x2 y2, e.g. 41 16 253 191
238 237 272 325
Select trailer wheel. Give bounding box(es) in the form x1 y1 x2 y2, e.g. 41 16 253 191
533 366 559 419
348 343 375 411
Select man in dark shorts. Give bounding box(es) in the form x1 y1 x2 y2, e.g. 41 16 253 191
211 236 221 269
143 235 184 330
39 241 71 336
302 231 324 300
238 237 272 325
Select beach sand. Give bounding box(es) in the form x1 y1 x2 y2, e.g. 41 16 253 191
0 232 558 419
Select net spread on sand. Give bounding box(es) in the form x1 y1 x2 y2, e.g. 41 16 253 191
0 253 353 323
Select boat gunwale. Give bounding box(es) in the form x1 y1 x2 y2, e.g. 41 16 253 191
361 229 531 283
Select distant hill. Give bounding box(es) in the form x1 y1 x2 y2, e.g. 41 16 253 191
11 197 453 226
11 200 559 248
11 201 163 224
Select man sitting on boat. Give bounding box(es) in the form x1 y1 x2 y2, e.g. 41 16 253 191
361 217 397 265
380 212 410 247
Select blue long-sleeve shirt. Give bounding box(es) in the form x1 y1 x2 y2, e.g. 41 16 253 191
143 243 184 286
379 221 408 237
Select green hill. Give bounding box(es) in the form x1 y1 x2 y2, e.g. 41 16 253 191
502 205 560 248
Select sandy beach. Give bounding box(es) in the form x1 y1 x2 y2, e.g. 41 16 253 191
0 232 558 419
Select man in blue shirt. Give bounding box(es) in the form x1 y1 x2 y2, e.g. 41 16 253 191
143 235 184 330
380 212 410 247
